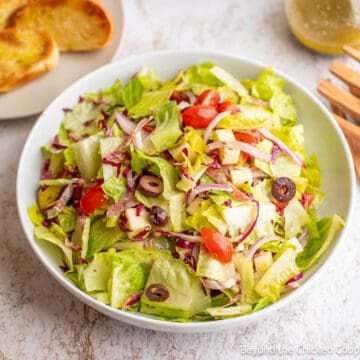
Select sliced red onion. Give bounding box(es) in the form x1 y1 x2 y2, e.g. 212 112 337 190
131 226 152 241
271 143 282 164
64 237 82 252
246 235 282 258
41 159 52 180
237 200 260 243
284 281 300 291
187 183 233 204
135 203 145 216
201 277 237 290
259 128 305 168
47 184 74 218
115 111 136 135
68 132 82 142
52 135 67 150
207 141 272 162
106 191 138 218
177 101 191 111
184 90 196 105
203 110 231 143
176 238 195 249
285 272 304 285
122 291 143 311
154 230 201 243
191 242 200 263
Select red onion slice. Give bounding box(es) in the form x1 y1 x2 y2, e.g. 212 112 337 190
237 199 260 243
201 277 237 290
258 128 305 168
176 238 195 249
285 272 303 285
187 183 233 204
246 235 282 258
203 110 231 143
115 111 136 135
122 291 143 311
207 141 272 162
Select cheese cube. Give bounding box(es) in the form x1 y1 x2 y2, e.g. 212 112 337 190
214 129 240 165
254 251 273 272
125 208 151 232
230 167 253 186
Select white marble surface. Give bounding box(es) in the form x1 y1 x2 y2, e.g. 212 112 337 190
1 0 360 359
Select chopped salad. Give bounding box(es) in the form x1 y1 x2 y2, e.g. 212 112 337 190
28 62 344 321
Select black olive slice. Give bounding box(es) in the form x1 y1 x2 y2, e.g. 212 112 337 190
271 177 296 203
145 283 170 302
149 206 169 226
138 175 163 197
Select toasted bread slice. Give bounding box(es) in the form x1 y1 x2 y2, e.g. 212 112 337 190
0 28 59 93
8 0 114 52
0 0 27 28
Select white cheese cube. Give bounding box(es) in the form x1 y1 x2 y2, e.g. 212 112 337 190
125 208 151 232
230 167 253 186
254 251 273 272
214 129 240 165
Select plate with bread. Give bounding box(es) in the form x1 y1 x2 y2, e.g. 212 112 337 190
0 0 124 120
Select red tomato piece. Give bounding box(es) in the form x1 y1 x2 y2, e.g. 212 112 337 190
80 184 108 215
217 101 240 114
182 105 218 129
233 130 262 144
195 89 221 106
200 228 233 263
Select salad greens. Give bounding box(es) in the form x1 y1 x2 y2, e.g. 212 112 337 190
29 63 344 322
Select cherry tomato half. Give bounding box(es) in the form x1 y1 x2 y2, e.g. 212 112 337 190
182 105 218 129
200 228 233 263
217 101 240 114
80 184 108 215
195 89 221 106
233 130 262 144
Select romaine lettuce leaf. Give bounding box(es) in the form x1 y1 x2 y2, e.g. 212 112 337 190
251 68 285 101
128 90 172 118
234 252 254 303
150 101 182 152
34 226 73 270
63 100 100 132
110 262 149 309
255 248 299 302
100 137 123 180
121 77 144 109
101 176 126 202
196 246 236 282
284 198 311 239
83 252 114 292
140 251 211 318
270 89 297 125
296 215 344 271
72 134 102 181
87 217 126 260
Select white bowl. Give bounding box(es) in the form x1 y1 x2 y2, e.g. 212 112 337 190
17 50 356 333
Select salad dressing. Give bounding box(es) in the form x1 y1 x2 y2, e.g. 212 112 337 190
286 0 360 54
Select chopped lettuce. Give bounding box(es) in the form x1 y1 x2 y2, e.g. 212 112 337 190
150 101 182 152
121 77 144 109
284 198 311 239
255 248 299 302
72 134 101 181
101 176 126 202
296 215 344 271
196 247 236 282
140 252 211 318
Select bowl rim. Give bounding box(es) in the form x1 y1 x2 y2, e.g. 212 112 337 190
16 49 356 333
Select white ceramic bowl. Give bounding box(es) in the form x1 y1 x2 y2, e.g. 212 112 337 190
17 50 356 333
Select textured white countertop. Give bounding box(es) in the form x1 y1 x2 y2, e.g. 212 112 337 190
1 0 360 359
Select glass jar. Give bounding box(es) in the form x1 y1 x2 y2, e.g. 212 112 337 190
285 0 360 54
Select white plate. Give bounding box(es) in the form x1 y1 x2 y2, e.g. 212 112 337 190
0 0 124 120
